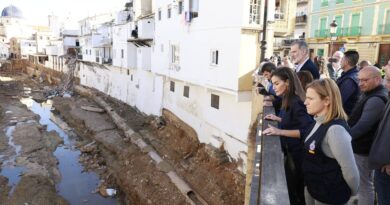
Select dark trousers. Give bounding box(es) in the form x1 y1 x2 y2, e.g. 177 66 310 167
284 149 306 205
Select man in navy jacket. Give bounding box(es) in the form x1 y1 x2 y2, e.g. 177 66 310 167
337 50 360 116
290 40 320 79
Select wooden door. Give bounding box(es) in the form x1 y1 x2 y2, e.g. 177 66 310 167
378 44 390 67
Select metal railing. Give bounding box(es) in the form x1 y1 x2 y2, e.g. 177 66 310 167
315 29 329 38
315 27 362 38
378 24 390 35
249 104 289 205
295 15 307 24
340 27 362 36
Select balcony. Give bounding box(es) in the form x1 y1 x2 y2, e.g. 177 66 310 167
315 27 361 38
295 15 307 25
315 29 329 38
297 0 308 4
282 39 296 47
275 11 285 20
378 24 390 35
340 27 362 37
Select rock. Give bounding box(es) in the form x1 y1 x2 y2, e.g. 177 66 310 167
80 141 97 153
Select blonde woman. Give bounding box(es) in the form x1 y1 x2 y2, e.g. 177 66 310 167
303 79 359 205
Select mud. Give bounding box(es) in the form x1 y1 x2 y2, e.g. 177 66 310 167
1 64 245 205
0 76 68 205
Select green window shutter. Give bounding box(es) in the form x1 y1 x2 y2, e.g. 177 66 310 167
385 10 390 34
350 13 360 36
320 18 327 37
317 49 324 57
335 16 342 36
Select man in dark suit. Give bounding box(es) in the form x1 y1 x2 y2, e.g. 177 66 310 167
290 40 320 79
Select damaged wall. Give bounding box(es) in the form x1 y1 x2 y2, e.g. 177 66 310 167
79 63 163 116
163 79 252 173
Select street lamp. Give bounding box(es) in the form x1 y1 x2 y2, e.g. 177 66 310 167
329 20 338 56
260 0 268 63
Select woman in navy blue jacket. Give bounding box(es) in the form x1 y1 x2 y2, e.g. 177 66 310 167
263 67 314 205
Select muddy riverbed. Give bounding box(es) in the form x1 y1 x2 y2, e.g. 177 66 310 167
0 69 245 205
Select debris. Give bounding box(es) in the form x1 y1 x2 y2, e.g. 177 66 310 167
106 189 117 197
151 116 166 129
80 141 97 153
81 106 105 113
63 93 72 98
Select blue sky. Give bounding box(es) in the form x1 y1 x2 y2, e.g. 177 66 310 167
0 0 129 26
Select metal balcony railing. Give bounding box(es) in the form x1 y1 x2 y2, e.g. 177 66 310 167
340 27 362 36
297 0 308 4
295 15 307 24
315 29 329 38
315 27 361 38
378 24 390 35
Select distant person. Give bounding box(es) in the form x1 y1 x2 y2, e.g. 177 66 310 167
297 70 314 90
317 56 330 79
282 56 294 69
290 40 320 79
303 79 359 205
263 67 314 205
258 62 282 114
348 66 388 205
359 60 371 70
327 51 344 80
369 68 390 205
336 50 360 116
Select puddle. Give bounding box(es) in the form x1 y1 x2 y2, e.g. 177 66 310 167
0 166 25 194
0 125 25 194
19 97 117 205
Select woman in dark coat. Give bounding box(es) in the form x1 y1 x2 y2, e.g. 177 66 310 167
263 67 314 205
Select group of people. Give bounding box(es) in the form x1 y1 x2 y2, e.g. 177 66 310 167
255 40 390 205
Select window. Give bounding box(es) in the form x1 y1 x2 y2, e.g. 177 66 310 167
211 94 219 109
211 50 219 65
171 45 180 64
131 74 133 81
170 81 175 92
317 49 324 57
189 0 199 18
168 5 172 18
121 49 124 59
336 0 344 4
178 1 183 14
158 9 162 20
161 44 164 52
350 13 361 36
183 86 190 98
249 0 261 24
334 15 343 36
113 49 116 58
321 0 328 7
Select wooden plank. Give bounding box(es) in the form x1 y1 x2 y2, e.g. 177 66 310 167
80 106 105 113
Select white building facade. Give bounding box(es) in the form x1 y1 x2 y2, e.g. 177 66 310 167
151 0 265 172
